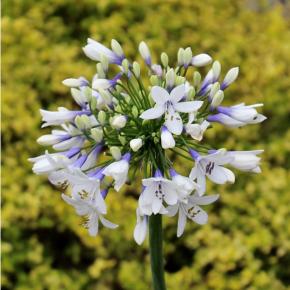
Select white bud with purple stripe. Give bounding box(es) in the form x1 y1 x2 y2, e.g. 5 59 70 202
139 41 151 66
191 53 212 67
161 126 175 149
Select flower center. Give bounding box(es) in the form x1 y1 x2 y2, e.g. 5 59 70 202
155 182 165 200
205 161 215 175
187 206 201 218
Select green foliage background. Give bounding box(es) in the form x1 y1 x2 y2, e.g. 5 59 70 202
2 0 290 289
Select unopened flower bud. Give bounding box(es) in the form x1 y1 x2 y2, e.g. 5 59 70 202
222 67 239 89
98 110 106 125
62 77 87 87
100 54 109 72
132 106 139 118
177 48 185 66
82 86 92 102
75 115 91 130
184 47 192 67
99 89 112 104
150 75 159 86
133 61 140 78
124 94 131 104
130 138 143 152
110 146 122 160
111 39 124 57
139 41 151 66
211 90 224 107
212 61 221 81
90 128 103 143
118 135 127 146
187 87 196 100
97 63 106 78
166 68 175 88
161 52 169 67
122 59 129 74
193 71 201 87
191 53 212 67
161 126 175 149
175 76 185 86
111 115 127 129
209 82 220 99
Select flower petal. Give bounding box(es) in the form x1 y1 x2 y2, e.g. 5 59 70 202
163 184 178 205
152 198 162 214
100 216 118 229
165 111 183 135
191 206 208 225
170 84 186 103
177 209 187 237
190 194 219 205
140 106 165 120
174 101 203 113
151 86 170 105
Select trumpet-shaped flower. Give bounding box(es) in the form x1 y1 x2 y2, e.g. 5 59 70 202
189 149 235 195
62 188 117 236
40 107 90 127
139 170 178 215
83 38 124 65
103 153 131 191
167 194 219 237
225 150 264 173
208 103 267 127
185 113 210 141
140 84 203 135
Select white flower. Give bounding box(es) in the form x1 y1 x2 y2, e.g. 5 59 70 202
92 73 122 91
189 149 235 195
208 103 267 127
185 113 210 141
133 208 148 245
140 84 203 135
102 153 131 191
191 53 212 67
62 187 118 237
40 107 90 127
111 115 127 129
167 194 219 237
139 170 178 215
29 149 78 175
83 38 124 64
161 126 175 149
130 138 143 152
62 77 88 88
225 150 264 173
169 169 198 202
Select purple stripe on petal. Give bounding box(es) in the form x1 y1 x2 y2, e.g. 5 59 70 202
189 149 199 160
65 147 81 158
72 154 88 168
122 153 131 162
101 189 109 199
169 168 178 177
154 169 163 178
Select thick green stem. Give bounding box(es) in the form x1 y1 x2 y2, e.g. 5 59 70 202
149 214 167 290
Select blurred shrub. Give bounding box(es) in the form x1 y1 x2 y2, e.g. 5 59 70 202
2 0 290 289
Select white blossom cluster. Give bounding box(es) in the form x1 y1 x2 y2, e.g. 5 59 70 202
30 39 266 244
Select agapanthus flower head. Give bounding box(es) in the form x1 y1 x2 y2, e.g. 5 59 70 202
30 39 265 243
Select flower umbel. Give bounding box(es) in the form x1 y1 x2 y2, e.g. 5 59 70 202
30 39 265 243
